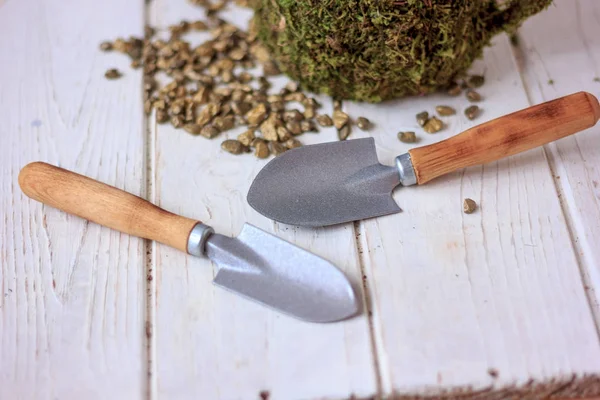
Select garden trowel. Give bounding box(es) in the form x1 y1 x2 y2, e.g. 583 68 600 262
248 92 600 227
19 162 358 323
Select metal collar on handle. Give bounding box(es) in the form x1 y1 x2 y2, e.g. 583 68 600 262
395 153 417 186
187 223 215 257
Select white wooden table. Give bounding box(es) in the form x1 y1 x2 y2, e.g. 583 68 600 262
2 0 600 399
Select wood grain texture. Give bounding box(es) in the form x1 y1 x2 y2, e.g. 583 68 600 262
3 0 600 398
0 0 146 399
410 92 600 184
516 0 600 331
19 162 199 254
345 34 600 397
147 2 377 399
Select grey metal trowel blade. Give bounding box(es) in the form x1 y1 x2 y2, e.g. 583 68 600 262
206 223 359 323
247 138 401 227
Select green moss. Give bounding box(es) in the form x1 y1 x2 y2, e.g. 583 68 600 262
255 0 552 102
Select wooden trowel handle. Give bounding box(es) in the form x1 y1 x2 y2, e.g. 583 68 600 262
408 92 600 184
18 162 199 253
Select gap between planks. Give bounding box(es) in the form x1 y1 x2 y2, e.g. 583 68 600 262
144 120 158 400
509 31 600 340
354 220 385 398
143 1 158 399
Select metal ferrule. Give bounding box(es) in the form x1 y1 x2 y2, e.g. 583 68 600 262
395 153 417 186
187 223 215 257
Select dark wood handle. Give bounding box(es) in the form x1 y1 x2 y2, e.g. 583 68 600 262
409 92 600 184
18 162 199 253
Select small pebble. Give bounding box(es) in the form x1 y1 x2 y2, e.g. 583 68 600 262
237 130 255 146
416 111 429 127
357 117 371 130
465 105 481 120
286 120 303 135
170 115 184 128
338 125 351 140
183 124 202 135
316 114 333 127
466 90 482 102
200 125 220 139
269 141 287 156
303 106 315 119
213 116 235 132
447 84 461 96
333 110 350 129
263 61 280 76
276 126 291 141
467 75 485 88
99 41 113 51
104 68 122 79
221 139 246 154
112 38 128 53
238 71 253 83
260 117 279 141
169 101 184 115
283 110 304 122
284 138 302 149
423 117 444 133
285 81 299 92
270 101 285 113
300 120 317 133
229 47 246 61
254 140 270 158
246 103 268 125
436 105 456 116
398 131 416 143
303 97 320 108
284 92 305 103
154 99 166 110
156 110 169 123
463 198 477 214
259 390 270 400
191 20 208 31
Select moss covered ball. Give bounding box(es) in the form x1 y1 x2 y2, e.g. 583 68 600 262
255 0 552 102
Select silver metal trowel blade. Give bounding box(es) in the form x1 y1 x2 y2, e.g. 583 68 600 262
205 223 358 323
247 138 401 227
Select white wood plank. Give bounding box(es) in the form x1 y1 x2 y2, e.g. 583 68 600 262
516 0 600 327
147 2 377 399
345 35 600 396
0 0 147 399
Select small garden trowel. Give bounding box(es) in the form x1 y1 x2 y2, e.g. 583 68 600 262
19 162 358 323
248 92 600 227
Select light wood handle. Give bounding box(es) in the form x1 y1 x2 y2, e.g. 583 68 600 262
409 92 600 184
18 162 199 253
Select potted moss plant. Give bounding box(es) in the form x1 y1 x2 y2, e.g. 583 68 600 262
255 0 553 102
